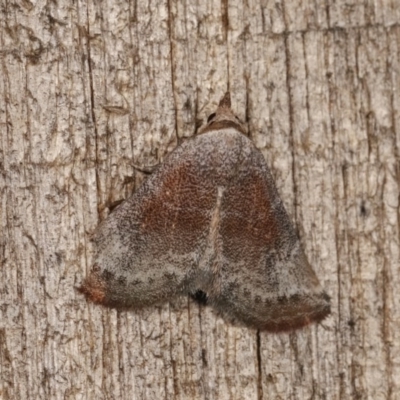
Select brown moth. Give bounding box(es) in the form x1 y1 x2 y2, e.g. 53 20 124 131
79 93 330 332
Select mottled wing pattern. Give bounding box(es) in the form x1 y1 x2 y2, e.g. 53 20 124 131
79 140 217 308
209 134 330 331
80 92 330 332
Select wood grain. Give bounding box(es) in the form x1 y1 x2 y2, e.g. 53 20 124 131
1 0 399 399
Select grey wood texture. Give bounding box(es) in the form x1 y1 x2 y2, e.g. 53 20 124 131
1 1 399 399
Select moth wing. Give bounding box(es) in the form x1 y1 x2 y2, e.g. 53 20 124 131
211 142 330 332
80 141 217 308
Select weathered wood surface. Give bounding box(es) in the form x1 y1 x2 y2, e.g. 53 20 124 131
1 1 399 399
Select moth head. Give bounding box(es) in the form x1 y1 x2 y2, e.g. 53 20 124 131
198 92 248 136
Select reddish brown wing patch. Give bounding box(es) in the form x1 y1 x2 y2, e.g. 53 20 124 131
137 162 216 257
78 266 107 304
211 136 330 331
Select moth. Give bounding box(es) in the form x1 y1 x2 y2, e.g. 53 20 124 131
79 93 330 332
